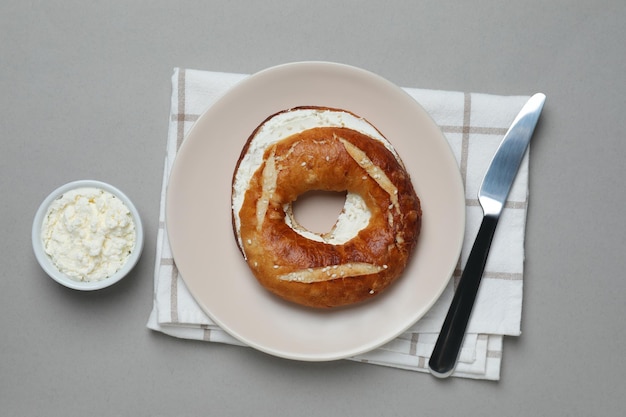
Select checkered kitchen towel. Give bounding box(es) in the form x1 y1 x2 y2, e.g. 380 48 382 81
147 67 532 380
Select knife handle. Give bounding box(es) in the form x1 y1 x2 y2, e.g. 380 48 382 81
428 214 499 378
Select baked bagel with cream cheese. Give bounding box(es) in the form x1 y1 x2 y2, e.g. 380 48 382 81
232 107 421 308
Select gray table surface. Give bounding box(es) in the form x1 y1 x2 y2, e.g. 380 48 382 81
2 1 625 415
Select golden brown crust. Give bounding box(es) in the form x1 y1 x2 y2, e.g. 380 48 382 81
232 108 421 308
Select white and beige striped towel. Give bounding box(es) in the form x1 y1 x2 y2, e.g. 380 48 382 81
147 67 532 381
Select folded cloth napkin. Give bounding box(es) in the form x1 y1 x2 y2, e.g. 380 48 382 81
147 67 531 381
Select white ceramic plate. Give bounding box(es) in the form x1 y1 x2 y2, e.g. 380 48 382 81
166 62 465 361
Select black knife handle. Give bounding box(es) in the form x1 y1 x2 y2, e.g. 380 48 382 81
428 214 499 378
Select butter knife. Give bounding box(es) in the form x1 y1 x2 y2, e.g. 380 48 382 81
428 93 546 378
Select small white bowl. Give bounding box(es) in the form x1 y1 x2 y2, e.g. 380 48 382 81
32 180 144 291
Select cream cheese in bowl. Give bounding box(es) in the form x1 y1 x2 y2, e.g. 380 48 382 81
32 180 144 290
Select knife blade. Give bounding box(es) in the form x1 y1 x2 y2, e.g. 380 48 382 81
428 93 546 378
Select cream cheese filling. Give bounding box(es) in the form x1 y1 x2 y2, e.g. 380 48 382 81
41 187 136 282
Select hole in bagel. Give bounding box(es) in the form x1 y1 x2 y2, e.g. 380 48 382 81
291 190 347 235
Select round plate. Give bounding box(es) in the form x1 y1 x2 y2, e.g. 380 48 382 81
166 62 465 361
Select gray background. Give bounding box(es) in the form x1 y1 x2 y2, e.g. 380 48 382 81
2 1 624 415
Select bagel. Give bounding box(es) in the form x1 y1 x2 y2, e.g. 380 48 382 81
231 107 421 308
